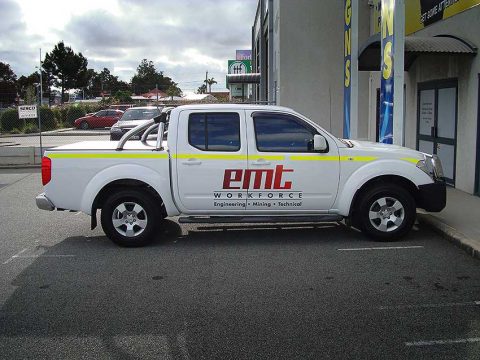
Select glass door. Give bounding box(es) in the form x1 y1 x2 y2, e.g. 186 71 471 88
417 80 458 185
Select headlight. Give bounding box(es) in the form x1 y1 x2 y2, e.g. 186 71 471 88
416 159 431 177
110 126 122 132
418 154 444 181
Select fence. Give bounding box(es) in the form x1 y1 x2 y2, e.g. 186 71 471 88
0 99 277 166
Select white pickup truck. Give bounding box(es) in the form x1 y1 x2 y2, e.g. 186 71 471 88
36 104 446 247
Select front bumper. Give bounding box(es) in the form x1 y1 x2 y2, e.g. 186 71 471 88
36 193 55 211
417 181 446 212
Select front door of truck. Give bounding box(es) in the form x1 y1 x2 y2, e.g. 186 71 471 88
244 111 340 212
175 110 248 213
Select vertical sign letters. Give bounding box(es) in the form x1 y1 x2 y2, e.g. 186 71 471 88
380 0 394 144
343 0 352 139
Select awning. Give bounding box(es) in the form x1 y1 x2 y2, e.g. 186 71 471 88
358 34 477 71
226 73 261 84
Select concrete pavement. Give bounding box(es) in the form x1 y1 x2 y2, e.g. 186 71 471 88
418 188 480 260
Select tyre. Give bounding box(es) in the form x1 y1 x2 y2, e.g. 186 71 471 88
80 121 89 130
101 189 160 247
357 184 415 241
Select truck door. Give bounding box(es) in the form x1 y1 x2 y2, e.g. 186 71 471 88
245 111 340 212
175 110 248 213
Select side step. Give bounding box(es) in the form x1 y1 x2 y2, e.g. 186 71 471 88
178 215 343 224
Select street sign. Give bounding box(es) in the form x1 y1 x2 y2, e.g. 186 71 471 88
228 60 252 74
18 105 38 119
236 50 252 61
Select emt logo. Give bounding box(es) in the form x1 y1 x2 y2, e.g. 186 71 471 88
223 165 293 190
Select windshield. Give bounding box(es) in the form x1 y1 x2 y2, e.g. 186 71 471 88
119 108 161 121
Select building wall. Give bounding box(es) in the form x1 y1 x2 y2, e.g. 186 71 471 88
362 6 480 193
274 0 344 136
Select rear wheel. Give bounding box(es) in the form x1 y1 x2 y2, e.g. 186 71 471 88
101 190 160 247
357 184 415 241
80 121 89 130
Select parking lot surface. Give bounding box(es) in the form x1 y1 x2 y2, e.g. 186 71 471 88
1 169 480 359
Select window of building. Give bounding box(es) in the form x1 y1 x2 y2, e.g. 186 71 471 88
253 114 319 152
188 113 240 151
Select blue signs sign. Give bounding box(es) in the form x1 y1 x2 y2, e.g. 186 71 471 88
380 0 395 144
344 0 352 139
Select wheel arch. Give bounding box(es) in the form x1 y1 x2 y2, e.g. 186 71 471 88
348 175 419 219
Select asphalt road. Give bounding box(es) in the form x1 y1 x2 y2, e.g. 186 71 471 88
1 169 480 359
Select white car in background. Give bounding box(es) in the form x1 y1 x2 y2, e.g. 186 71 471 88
110 106 162 140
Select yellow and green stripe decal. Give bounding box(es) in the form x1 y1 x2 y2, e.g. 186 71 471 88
48 152 422 164
49 153 168 159
400 157 420 164
173 153 248 160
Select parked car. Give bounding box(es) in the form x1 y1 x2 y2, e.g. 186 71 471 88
74 109 124 130
110 106 162 140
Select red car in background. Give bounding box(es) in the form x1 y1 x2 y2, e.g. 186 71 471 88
74 109 124 129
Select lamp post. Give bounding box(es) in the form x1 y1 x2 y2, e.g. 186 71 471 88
38 48 43 155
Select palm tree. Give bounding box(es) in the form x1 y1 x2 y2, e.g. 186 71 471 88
204 77 217 93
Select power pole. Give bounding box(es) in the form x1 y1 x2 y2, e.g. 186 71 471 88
205 71 208 93
38 48 43 156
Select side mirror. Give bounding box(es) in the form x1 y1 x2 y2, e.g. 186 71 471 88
313 135 328 151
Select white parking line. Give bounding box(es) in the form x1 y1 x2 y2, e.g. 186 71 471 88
337 245 424 251
380 301 480 310
14 255 75 259
406 337 480 346
2 248 75 264
2 248 28 264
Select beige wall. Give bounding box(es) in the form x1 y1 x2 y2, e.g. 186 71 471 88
275 0 344 136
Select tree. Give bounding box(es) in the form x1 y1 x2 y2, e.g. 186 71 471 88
166 82 182 99
131 59 175 94
114 90 132 103
196 84 207 94
17 71 51 102
83 68 131 98
0 62 17 106
205 77 217 93
43 41 88 103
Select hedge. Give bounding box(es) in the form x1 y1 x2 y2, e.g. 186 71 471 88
0 109 20 132
0 107 57 132
66 106 87 126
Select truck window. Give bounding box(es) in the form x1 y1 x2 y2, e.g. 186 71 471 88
188 113 240 151
253 114 317 152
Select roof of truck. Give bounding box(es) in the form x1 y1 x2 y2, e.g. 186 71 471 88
173 104 294 112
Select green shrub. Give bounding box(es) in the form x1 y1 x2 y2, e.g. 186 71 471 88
66 106 86 126
24 123 39 134
0 109 21 132
38 107 57 130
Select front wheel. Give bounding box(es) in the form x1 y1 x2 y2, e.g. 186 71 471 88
101 190 160 247
357 184 416 241
80 121 89 130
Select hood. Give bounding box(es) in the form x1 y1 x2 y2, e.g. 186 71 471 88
345 140 426 161
74 116 87 123
113 119 152 129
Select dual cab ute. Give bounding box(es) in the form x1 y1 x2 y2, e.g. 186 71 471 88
36 105 446 247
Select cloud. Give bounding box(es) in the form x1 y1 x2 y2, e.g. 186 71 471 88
0 0 43 76
0 0 257 92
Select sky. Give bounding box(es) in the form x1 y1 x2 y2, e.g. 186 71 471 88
0 0 257 93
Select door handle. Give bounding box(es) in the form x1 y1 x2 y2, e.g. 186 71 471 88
182 159 202 165
251 159 271 166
